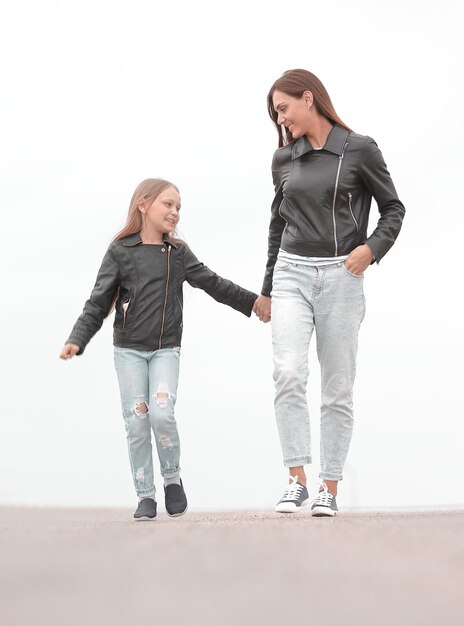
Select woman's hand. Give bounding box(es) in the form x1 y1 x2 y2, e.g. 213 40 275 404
344 244 374 276
60 343 80 360
253 295 271 323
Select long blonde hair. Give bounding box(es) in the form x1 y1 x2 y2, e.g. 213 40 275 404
113 178 182 244
106 179 183 317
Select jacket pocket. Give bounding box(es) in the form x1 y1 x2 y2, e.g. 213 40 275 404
348 192 359 231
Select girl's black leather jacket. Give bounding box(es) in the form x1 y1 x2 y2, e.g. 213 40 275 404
262 124 405 296
67 233 258 354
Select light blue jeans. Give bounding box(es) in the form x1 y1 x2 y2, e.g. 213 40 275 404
113 347 181 498
271 260 366 481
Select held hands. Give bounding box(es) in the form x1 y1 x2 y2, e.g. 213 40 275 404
253 295 271 323
59 343 80 360
343 244 374 276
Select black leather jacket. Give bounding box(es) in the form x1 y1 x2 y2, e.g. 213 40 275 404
67 233 258 354
262 124 405 296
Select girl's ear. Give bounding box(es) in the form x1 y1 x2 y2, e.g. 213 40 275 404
138 200 147 215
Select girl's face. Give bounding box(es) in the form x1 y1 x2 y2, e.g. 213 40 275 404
141 186 181 235
272 89 311 139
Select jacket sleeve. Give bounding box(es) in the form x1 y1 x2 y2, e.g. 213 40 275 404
359 137 406 262
182 246 258 316
66 247 120 355
261 151 287 296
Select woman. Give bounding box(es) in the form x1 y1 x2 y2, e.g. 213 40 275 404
252 69 405 516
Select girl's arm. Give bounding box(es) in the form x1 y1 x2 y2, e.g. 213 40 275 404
182 246 258 316
63 247 120 356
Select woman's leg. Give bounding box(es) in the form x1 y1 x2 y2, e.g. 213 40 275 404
113 348 155 499
271 263 315 483
314 263 366 493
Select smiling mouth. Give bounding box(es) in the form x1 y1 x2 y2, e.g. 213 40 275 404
165 218 176 226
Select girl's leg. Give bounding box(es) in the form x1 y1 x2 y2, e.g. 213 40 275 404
113 348 155 499
147 347 181 479
314 263 366 492
271 263 315 486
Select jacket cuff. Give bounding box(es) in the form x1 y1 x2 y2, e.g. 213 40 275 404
65 336 86 356
243 292 259 316
261 278 272 297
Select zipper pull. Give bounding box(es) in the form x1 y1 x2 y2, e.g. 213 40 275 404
122 299 130 328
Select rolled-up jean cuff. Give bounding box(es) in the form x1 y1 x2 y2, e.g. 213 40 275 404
284 456 311 467
138 488 156 497
319 473 343 482
161 467 180 477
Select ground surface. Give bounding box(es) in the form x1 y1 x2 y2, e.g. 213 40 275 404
1 507 463 626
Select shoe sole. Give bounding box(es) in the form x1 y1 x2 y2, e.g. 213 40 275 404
311 506 336 517
275 498 309 514
134 515 157 521
166 506 188 518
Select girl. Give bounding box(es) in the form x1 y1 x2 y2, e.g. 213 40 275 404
252 69 405 516
60 179 258 520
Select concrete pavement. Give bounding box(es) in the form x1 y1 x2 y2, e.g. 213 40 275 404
1 507 463 625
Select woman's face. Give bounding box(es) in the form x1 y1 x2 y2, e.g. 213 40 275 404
272 89 311 139
142 186 181 235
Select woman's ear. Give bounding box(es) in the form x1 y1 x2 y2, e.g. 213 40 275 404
303 90 313 108
138 200 147 215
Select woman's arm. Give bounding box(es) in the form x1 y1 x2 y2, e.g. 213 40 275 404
261 158 287 298
359 137 406 262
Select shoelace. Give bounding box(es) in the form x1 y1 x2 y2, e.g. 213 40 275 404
313 482 334 506
281 475 304 501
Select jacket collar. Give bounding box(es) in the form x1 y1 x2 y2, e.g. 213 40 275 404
121 232 178 248
291 123 349 160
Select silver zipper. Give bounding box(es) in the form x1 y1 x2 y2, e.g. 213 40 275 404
176 295 183 328
348 192 359 230
331 141 348 255
158 246 171 349
122 299 131 328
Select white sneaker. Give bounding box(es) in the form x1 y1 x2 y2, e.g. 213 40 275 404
310 482 338 517
275 476 310 513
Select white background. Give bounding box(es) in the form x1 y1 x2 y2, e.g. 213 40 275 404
1 0 463 510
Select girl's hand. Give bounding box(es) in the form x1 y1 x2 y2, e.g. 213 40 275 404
60 343 80 360
344 244 374 276
253 295 271 323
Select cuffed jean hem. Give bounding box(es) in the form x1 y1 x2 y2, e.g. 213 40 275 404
319 472 344 482
137 487 157 497
284 456 311 467
161 467 180 477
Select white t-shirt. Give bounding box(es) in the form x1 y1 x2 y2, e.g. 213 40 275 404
277 248 349 267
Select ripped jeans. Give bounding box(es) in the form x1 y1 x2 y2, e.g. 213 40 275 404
114 347 181 498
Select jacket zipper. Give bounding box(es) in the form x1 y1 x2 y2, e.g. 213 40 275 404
348 192 359 230
176 295 183 328
331 141 348 255
158 245 171 349
122 299 131 328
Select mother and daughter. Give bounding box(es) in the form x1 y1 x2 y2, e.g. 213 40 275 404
60 69 405 520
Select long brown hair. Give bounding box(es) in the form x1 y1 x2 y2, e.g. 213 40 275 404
267 69 352 147
113 178 182 244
